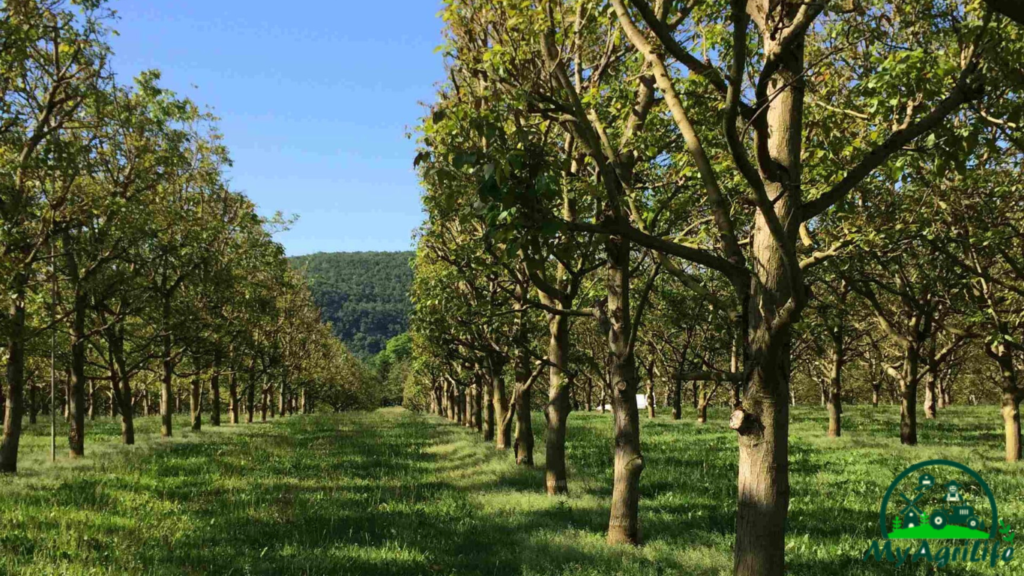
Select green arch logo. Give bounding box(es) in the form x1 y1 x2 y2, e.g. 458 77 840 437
879 460 999 541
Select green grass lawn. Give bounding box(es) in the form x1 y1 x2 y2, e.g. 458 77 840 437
0 405 1020 575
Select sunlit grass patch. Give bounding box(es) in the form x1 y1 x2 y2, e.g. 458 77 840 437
0 405 1020 575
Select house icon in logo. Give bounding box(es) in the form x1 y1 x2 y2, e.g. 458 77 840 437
902 505 924 529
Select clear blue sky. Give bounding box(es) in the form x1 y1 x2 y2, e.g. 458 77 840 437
107 1 445 256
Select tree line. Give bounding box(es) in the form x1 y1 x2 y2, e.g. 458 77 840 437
0 0 373 474
289 251 414 356
405 2 1023 576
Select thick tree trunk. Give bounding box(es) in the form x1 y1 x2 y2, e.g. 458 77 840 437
871 384 881 407
1002 391 1022 463
0 284 27 473
514 385 533 466
118 376 135 445
490 355 511 450
923 378 937 419
734 8 803 574
108 330 136 445
121 396 135 445
545 313 570 493
671 374 682 420
512 347 534 466
899 343 920 446
605 234 643 546
161 297 174 438
990 347 1022 462
68 293 88 457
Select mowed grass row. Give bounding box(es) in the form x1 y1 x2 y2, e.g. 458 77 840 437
0 405 1020 575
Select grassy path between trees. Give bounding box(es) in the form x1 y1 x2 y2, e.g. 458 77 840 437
0 407 1020 575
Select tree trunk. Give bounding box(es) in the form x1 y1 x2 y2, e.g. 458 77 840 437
697 386 709 424
161 296 174 438
229 370 239 424
68 292 88 457
456 388 464 425
87 381 95 421
990 347 1022 462
28 385 37 425
923 336 938 419
1002 391 1022 463
278 370 288 418
108 328 135 445
899 342 920 446
734 9 803 574
605 234 643 546
671 374 682 420
473 381 482 431
191 366 202 432
0 282 27 473
871 384 880 407
448 383 457 422
514 385 533 466
261 384 269 422
246 366 256 424
511 346 534 467
211 354 221 427
544 312 570 493
119 381 135 445
827 325 844 439
490 355 511 449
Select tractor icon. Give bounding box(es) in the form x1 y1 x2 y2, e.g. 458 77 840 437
896 476 986 533
929 505 986 531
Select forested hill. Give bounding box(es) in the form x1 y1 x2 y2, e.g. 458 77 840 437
289 251 414 356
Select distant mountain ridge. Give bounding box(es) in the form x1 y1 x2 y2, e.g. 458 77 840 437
289 251 414 356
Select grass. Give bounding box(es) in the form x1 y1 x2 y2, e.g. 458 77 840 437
0 404 1020 575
